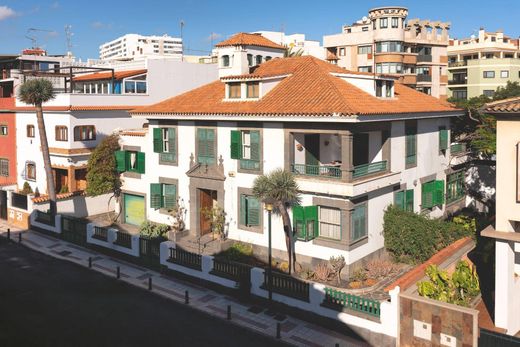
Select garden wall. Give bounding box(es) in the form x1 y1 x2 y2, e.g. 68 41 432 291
34 193 114 218
86 223 140 257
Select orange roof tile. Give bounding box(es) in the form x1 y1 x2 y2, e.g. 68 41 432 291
131 56 459 117
73 69 147 82
32 191 85 203
484 96 520 113
215 33 285 50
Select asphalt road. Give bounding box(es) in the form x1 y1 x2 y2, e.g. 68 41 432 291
0 238 291 347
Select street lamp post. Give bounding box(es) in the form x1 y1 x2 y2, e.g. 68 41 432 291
265 201 273 301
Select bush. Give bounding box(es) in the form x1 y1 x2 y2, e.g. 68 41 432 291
139 221 169 238
219 242 253 263
365 259 400 280
20 182 33 195
383 206 472 264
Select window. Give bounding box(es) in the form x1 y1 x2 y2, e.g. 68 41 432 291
230 130 260 170
25 162 36 180
0 125 7 136
292 205 318 241
150 183 177 209
439 127 448 151
394 189 414 212
391 17 399 28
339 47 345 56
362 27 369 32
153 127 176 163
422 180 445 209
55 126 68 141
318 206 341 240
255 55 262 65
483 71 495 78
373 20 376 30
375 41 403 53
27 125 35 138
247 54 253 66
380 18 388 29
405 120 417 166
452 90 467 100
0 158 8 177
358 66 372 73
124 75 147 94
246 82 259 98
376 62 403 74
385 81 393 97
197 128 215 165
115 150 145 174
376 80 383 97
357 45 372 54
351 203 367 242
74 125 95 141
228 83 241 99
239 194 260 227
265 56 272 61
483 90 495 97
221 55 230 67
501 70 509 78
446 171 465 203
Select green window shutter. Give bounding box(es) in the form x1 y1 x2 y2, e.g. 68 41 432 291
405 189 414 212
304 206 319 240
150 183 162 209
206 129 215 160
163 184 177 209
351 205 366 241
230 130 242 159
246 196 260 226
406 133 416 164
422 181 434 209
292 206 306 240
153 128 163 153
250 131 260 161
394 191 405 210
434 180 445 206
197 128 206 160
439 129 448 151
169 128 176 160
239 194 247 225
115 150 127 172
136 152 145 173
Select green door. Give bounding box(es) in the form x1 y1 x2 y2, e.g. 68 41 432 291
124 194 145 226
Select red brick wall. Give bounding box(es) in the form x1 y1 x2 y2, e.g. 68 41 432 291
0 107 17 186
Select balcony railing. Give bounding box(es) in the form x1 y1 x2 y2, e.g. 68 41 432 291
352 160 387 179
417 55 433 63
448 79 466 85
450 143 467 155
416 74 432 82
291 164 342 179
448 61 467 68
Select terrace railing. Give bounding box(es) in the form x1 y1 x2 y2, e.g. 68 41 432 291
291 164 342 179
168 247 202 271
352 160 387 179
324 288 381 318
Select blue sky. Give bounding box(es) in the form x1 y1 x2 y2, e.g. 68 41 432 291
0 0 518 60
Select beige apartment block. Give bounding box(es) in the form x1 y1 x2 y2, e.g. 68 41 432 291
323 6 450 99
448 29 520 99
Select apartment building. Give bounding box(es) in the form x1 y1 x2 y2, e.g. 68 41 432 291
0 56 217 198
254 31 325 59
448 29 520 99
323 6 450 99
482 97 520 335
99 34 183 61
115 33 464 275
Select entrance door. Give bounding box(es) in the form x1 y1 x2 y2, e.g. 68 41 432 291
304 134 320 174
0 190 7 220
124 194 145 226
54 168 68 193
199 189 216 236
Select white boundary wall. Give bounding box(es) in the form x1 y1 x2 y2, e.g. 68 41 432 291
86 223 140 257
29 211 62 234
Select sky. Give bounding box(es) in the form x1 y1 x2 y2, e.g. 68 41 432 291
0 0 518 61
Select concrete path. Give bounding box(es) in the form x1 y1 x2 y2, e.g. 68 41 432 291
0 221 370 347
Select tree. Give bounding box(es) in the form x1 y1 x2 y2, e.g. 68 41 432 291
86 133 121 200
284 46 304 58
18 79 57 215
253 169 301 273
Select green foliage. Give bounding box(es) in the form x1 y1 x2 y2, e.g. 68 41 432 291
139 221 169 238
252 169 300 208
383 205 472 264
20 182 33 195
59 185 69 194
218 242 253 263
86 134 121 197
451 215 477 234
18 79 56 106
284 46 304 57
417 260 480 306
201 205 226 239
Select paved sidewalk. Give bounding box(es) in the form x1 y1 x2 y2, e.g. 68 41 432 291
0 221 369 347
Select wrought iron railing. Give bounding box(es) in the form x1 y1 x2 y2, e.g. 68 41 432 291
211 258 252 282
92 226 108 241
168 247 202 271
114 231 132 249
263 271 310 302
323 288 381 318
35 210 54 226
352 160 387 179
291 164 342 179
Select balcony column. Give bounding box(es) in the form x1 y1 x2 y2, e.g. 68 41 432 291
341 131 353 182
68 166 75 193
382 128 391 172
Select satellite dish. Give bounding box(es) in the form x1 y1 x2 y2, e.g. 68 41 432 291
362 16 368 22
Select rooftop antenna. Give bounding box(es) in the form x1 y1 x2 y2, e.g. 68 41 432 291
26 28 56 49
180 20 185 61
65 25 73 56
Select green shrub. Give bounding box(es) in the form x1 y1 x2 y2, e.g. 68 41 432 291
219 242 253 262
20 182 33 195
139 221 169 238
383 205 472 264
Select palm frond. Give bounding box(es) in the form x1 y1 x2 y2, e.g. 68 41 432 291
18 79 56 106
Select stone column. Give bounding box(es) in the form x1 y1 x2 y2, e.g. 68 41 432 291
68 166 75 193
341 131 354 182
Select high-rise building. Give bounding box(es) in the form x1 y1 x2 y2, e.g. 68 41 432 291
323 6 450 99
447 29 520 100
99 34 183 61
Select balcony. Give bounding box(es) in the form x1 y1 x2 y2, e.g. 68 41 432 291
416 74 432 83
448 79 466 85
291 164 341 178
417 55 433 63
352 161 388 179
448 61 467 68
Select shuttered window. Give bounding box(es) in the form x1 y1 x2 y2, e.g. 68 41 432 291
150 183 177 209
0 158 8 177
231 130 260 170
446 171 465 203
153 127 176 163
351 204 367 242
439 128 448 151
422 180 445 209
197 128 215 165
394 189 414 212
292 205 319 241
318 206 341 240
115 150 145 174
239 194 260 227
405 121 417 166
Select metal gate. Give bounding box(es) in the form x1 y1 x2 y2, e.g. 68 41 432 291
61 216 88 246
0 190 7 220
139 236 162 267
479 329 520 347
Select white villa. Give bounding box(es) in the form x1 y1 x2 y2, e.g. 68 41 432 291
115 33 466 275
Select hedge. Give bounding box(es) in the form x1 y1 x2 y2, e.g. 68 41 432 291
383 205 472 264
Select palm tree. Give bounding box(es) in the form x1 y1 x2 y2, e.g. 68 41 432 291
284 46 304 58
253 169 301 274
19 79 57 215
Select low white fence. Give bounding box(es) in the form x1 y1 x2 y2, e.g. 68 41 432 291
29 210 62 234
86 223 140 257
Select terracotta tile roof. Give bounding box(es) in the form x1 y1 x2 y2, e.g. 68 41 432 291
72 69 147 82
120 128 148 137
32 191 85 203
483 96 520 113
215 33 285 50
131 56 459 117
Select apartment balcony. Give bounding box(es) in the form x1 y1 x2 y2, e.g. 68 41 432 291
448 61 467 68
416 74 432 83
448 79 467 85
417 55 433 63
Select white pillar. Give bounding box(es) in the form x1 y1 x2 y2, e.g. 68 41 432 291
495 240 520 335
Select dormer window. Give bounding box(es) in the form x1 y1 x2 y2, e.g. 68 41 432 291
255 55 262 65
222 55 230 67
376 80 383 97
376 80 394 98
246 82 259 98
228 83 241 99
247 54 253 66
385 81 393 97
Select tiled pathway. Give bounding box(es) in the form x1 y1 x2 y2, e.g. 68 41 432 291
0 221 369 347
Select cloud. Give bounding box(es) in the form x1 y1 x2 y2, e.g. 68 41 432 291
91 21 112 30
0 6 16 21
206 32 222 42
